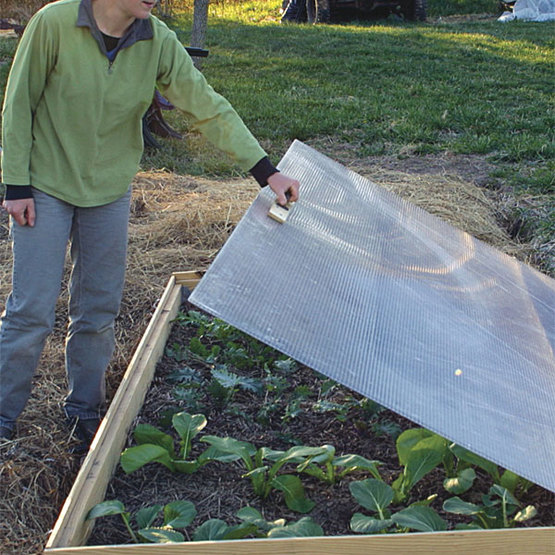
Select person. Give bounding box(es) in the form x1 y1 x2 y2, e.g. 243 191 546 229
0 0 300 450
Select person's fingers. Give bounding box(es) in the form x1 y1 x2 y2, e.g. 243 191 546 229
12 208 27 226
26 201 36 227
268 173 300 205
287 179 300 203
2 199 36 227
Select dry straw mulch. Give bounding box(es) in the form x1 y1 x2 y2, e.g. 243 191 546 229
0 162 533 554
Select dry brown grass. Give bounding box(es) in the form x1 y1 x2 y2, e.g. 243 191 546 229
0 163 533 554
1 0 49 21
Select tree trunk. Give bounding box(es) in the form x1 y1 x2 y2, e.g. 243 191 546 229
191 0 209 69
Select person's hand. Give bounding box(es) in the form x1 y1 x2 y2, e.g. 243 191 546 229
2 198 36 227
267 172 300 206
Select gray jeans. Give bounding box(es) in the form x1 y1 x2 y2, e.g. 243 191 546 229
0 187 131 430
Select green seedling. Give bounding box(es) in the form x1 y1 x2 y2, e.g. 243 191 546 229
237 507 323 538
443 484 537 529
449 444 533 495
86 499 196 544
120 412 233 474
349 478 446 534
192 519 256 541
206 365 263 408
391 428 451 503
296 444 382 485
200 436 326 513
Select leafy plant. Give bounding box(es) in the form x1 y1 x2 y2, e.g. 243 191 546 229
200 436 326 513
391 429 450 503
296 444 382 485
86 499 196 543
206 365 263 408
237 507 324 538
192 519 255 541
449 444 533 495
120 412 230 474
349 478 446 534
443 484 537 529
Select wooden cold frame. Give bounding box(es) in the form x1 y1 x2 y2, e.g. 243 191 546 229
45 271 555 554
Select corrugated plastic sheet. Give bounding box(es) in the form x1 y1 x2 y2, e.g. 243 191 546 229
190 140 555 492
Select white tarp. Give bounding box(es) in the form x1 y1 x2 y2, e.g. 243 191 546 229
499 0 555 21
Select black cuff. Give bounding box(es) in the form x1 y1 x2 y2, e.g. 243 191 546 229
4 185 33 201
249 156 279 187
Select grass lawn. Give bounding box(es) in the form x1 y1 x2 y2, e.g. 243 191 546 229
0 0 553 270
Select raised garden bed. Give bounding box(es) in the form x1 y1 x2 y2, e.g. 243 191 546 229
44 272 555 554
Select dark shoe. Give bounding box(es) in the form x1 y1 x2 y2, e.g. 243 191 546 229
0 426 14 441
67 416 101 453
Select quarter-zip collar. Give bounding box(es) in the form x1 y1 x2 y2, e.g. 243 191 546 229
76 0 153 58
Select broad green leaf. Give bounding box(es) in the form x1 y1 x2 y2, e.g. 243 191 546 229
267 517 323 538
172 412 207 457
133 424 175 457
499 469 520 494
443 468 476 494
200 436 256 467
137 527 185 543
163 500 197 528
173 460 200 474
198 445 242 464
349 479 394 514
193 519 230 541
260 447 286 461
333 454 382 480
350 512 394 534
298 464 327 482
396 429 437 465
279 445 329 465
86 500 126 520
443 497 482 515
236 506 265 521
135 505 162 529
489 484 520 507
391 506 447 532
221 522 258 540
120 444 176 474
402 448 444 492
450 444 500 482
236 506 286 531
301 444 335 465
271 475 315 513
514 505 537 523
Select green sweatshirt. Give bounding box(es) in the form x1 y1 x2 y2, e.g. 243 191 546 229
1 0 267 207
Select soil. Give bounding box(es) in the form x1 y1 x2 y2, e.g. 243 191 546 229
88 300 555 545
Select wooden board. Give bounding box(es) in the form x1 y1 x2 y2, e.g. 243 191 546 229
45 270 555 553
45 527 555 554
46 273 193 549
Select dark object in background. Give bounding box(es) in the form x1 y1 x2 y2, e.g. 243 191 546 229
0 18 25 35
281 0 427 23
142 46 209 149
499 0 517 11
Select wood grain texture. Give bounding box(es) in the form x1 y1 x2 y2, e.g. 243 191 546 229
46 277 183 549
45 527 555 554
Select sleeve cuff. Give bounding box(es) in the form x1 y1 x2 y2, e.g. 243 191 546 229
249 156 279 187
4 185 34 200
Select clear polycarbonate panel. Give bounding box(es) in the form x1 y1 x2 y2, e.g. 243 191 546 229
190 140 555 492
